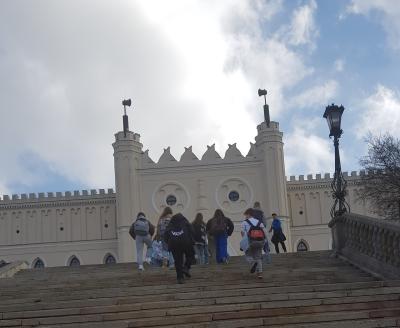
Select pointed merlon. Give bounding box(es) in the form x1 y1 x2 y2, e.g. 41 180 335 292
180 146 199 162
158 147 177 164
143 149 155 164
201 144 222 162
224 143 243 160
246 142 256 157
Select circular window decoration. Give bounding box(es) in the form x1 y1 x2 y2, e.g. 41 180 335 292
228 191 240 202
216 178 252 214
166 194 177 206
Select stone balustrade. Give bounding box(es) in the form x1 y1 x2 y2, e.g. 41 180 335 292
330 213 400 279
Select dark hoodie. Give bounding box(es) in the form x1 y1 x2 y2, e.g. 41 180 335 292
164 213 195 248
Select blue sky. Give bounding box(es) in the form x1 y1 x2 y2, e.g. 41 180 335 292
1 0 400 196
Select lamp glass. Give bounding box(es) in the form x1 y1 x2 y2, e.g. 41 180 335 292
323 105 344 137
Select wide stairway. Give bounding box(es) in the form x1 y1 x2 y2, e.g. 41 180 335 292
1 251 400 327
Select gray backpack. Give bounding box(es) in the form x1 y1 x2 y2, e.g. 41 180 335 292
134 218 150 236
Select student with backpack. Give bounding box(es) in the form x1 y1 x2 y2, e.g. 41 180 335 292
206 209 234 264
129 212 155 271
192 213 208 265
241 208 268 279
164 213 195 284
253 201 271 263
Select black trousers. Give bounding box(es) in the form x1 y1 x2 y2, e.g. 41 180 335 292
273 241 287 253
170 244 195 279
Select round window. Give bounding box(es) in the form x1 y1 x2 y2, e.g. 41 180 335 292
228 191 240 202
166 194 177 206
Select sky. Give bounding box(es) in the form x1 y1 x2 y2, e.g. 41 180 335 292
1 0 400 196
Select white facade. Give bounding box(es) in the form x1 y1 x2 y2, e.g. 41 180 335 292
0 120 373 267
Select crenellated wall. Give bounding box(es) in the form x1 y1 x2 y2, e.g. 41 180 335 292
0 189 117 267
286 171 376 252
0 189 116 246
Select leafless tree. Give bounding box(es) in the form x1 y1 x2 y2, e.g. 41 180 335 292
359 133 400 220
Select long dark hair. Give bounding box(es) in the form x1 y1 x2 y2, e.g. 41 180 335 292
192 212 204 225
213 209 225 220
159 206 172 219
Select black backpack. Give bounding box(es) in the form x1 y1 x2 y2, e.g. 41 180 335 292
246 219 265 242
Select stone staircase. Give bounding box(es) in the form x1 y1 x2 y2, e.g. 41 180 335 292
1 251 400 327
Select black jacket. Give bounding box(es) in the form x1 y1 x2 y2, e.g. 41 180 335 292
164 213 195 247
206 216 234 236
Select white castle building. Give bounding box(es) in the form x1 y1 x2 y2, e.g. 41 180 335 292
0 116 374 268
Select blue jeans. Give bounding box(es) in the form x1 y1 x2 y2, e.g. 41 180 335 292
215 234 228 263
194 243 207 265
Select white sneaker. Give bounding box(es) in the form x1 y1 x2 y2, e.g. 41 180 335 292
145 257 151 265
138 264 144 271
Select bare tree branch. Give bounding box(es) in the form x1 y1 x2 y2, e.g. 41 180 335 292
358 134 400 220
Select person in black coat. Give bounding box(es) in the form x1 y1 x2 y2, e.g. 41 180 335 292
164 213 196 284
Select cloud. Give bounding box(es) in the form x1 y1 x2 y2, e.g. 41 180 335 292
346 0 400 51
334 59 344 72
355 85 400 139
284 119 334 176
285 0 319 48
289 80 338 110
0 0 319 193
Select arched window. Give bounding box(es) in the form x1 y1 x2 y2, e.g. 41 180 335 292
33 258 45 269
104 254 116 264
69 256 80 267
297 240 309 252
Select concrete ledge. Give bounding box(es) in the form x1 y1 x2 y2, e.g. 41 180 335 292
0 261 28 278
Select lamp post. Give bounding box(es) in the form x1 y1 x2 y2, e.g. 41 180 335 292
323 104 350 218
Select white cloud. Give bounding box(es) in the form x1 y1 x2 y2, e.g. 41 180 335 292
289 80 338 109
0 0 319 193
346 0 400 51
355 85 400 139
334 59 344 72
286 0 319 48
284 119 334 176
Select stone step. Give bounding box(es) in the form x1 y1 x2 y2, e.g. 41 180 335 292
1 251 398 327
5 302 400 327
0 268 380 298
2 283 400 323
2 280 396 315
0 273 381 310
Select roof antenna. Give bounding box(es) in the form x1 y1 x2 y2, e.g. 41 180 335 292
258 89 270 127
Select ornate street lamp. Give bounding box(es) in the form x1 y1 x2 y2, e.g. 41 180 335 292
323 104 350 218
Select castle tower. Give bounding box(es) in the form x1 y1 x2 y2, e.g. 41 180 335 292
112 131 143 262
255 121 292 251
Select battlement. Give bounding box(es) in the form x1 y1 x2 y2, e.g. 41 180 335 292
286 170 365 183
0 188 115 202
142 142 261 168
